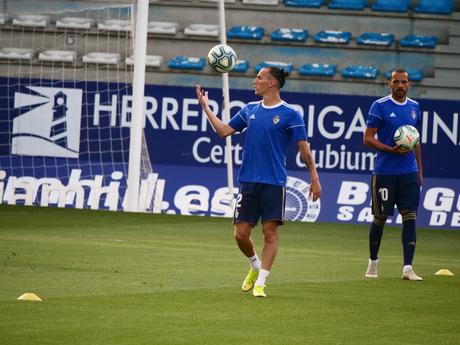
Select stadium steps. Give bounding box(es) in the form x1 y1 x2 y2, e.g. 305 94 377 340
431 23 460 83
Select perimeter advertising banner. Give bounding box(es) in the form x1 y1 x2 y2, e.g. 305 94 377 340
0 78 459 229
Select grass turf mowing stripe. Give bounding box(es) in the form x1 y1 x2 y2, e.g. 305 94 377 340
0 205 459 345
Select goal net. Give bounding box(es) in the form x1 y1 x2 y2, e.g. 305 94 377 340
0 0 159 212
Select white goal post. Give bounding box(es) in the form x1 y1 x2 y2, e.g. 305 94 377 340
125 0 148 212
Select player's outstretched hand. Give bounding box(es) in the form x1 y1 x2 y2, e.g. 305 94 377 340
309 179 322 202
195 84 209 109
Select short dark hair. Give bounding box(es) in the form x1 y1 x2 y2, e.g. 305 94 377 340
390 68 409 79
267 67 289 89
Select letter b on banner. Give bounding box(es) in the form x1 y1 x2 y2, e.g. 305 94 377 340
337 181 369 205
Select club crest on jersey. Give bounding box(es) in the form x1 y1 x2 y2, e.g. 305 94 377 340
411 110 417 119
273 115 280 125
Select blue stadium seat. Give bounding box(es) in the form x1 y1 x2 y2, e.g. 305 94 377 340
415 0 453 14
314 30 352 44
227 26 265 40
168 56 205 70
255 61 294 73
399 35 438 48
356 32 394 46
328 0 367 10
232 60 250 73
271 28 308 42
342 65 379 79
371 0 409 12
284 0 324 7
385 68 424 82
299 63 336 76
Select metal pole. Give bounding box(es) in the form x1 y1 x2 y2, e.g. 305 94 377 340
218 0 235 203
126 0 149 212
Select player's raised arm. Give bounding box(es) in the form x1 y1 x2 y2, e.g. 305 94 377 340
195 84 235 138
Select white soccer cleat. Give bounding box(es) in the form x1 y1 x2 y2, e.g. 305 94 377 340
365 258 378 278
402 269 423 281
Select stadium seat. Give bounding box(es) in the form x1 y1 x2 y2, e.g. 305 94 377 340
38 50 76 63
299 63 336 76
371 0 409 12
227 26 265 40
328 0 366 10
98 19 132 32
415 0 453 14
243 0 279 5
147 21 178 35
356 32 394 46
314 30 352 44
126 55 163 67
168 56 206 70
271 28 308 42
0 47 35 60
12 14 49 27
82 52 121 65
56 17 94 29
184 24 219 37
0 14 10 25
284 0 324 7
232 60 250 73
399 35 438 48
342 65 379 79
200 0 236 2
255 61 294 73
385 68 424 82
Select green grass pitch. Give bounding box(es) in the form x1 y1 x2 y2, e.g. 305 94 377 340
0 205 459 345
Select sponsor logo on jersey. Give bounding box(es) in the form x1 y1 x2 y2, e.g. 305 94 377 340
389 112 396 118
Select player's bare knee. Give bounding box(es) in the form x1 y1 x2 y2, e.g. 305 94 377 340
263 233 278 245
234 230 248 242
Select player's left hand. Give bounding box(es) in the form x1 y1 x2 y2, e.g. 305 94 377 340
195 84 209 109
309 179 322 202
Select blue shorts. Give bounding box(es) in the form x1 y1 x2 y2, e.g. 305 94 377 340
371 173 420 217
233 182 286 226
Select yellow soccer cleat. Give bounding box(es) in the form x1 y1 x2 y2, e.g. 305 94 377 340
241 268 259 292
252 285 266 298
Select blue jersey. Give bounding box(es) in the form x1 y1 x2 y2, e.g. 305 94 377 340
366 95 421 175
228 100 307 186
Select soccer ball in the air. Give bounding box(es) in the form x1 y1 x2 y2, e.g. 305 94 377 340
207 44 237 73
393 125 420 150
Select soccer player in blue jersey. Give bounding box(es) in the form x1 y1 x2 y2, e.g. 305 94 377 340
196 67 322 297
364 69 423 281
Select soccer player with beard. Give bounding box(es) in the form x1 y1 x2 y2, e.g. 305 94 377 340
364 69 423 281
